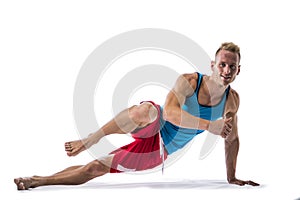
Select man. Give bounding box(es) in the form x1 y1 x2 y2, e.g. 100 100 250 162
14 42 259 190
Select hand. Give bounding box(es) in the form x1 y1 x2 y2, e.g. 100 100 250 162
228 178 260 186
208 117 232 138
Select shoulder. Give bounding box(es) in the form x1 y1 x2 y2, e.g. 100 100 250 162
180 72 198 82
177 72 198 88
225 87 240 115
174 72 198 88
228 88 240 104
173 72 198 97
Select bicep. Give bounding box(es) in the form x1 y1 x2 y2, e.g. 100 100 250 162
164 74 195 108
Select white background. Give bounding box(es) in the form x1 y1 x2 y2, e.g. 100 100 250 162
1 0 300 199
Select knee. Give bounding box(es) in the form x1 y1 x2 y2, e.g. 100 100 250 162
83 160 110 177
129 102 158 125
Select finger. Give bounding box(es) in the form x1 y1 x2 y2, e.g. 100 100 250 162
224 124 232 132
223 131 229 138
226 122 232 129
224 117 232 123
225 129 232 136
223 128 229 135
223 127 232 136
246 180 260 186
222 132 229 139
220 132 226 138
225 123 232 131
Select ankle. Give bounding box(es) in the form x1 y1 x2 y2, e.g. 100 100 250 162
30 176 42 188
87 132 103 145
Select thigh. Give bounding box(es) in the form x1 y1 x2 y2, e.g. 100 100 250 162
109 132 167 173
97 154 114 169
132 101 159 129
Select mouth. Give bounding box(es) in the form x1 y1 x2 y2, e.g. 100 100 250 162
220 75 231 81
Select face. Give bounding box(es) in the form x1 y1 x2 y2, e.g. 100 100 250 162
211 49 240 86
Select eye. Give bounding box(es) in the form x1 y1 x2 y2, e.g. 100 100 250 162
220 62 226 67
230 65 237 70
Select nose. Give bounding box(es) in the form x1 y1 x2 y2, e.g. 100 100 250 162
223 65 231 75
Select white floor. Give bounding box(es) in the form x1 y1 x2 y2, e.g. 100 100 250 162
5 166 300 200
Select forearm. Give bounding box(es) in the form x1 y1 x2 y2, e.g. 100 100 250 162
225 137 239 182
163 106 209 130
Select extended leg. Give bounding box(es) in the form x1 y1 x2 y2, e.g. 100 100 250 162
65 102 158 156
14 102 159 190
14 155 113 190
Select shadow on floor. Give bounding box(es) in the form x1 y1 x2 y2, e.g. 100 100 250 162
33 179 265 191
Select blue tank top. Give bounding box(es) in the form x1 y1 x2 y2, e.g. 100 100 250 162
160 72 230 154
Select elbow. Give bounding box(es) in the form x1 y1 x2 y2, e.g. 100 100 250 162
163 106 181 125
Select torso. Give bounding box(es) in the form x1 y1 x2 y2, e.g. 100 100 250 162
188 72 239 117
160 72 235 155
188 73 227 106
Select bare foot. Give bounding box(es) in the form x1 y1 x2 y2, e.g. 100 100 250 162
14 177 33 190
65 138 91 156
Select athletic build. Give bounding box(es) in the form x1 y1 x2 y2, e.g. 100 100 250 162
14 42 259 190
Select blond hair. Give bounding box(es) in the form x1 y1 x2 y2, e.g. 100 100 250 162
215 42 241 62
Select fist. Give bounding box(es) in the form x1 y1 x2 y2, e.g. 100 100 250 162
208 118 232 138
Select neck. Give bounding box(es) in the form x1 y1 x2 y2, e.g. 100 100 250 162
206 75 228 95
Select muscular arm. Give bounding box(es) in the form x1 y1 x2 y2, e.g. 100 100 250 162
224 90 259 186
163 73 232 135
163 73 209 130
224 113 239 183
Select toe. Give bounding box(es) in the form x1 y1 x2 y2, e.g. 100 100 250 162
15 179 26 190
67 151 73 156
19 182 25 190
14 178 20 184
65 146 72 151
65 142 70 147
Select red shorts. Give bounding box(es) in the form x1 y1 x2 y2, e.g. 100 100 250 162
109 101 168 173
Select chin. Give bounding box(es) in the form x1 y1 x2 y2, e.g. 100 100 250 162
221 80 231 87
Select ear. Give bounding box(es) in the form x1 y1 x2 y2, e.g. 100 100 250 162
210 60 215 71
237 65 241 75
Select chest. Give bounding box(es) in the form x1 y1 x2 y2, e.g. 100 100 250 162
197 84 226 107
